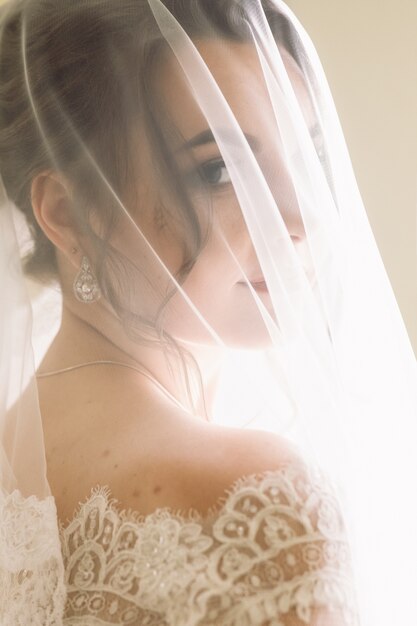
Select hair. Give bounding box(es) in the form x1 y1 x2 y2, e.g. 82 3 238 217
0 0 299 414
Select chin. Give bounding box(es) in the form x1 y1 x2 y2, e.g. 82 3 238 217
214 305 277 349
219 291 277 349
169 316 275 350
224 322 275 350
164 289 278 349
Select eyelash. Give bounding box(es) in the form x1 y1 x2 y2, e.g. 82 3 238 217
186 158 231 190
185 134 325 193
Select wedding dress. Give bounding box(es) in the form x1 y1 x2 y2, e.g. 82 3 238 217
1 1 416 625
5 463 357 626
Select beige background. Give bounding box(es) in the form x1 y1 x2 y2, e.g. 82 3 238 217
286 0 417 355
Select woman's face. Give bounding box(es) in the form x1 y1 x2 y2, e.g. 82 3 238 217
114 40 318 348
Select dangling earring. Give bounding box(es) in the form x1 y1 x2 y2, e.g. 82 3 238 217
73 255 101 303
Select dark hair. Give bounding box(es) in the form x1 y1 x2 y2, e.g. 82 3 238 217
0 0 298 413
0 0 298 271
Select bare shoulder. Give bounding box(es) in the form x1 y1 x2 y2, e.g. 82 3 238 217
91 419 304 520
170 422 304 516
41 362 303 522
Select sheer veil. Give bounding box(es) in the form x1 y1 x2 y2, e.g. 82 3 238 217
0 0 416 624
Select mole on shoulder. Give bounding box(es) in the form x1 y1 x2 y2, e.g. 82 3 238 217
153 485 162 495
102 449 110 457
132 489 141 498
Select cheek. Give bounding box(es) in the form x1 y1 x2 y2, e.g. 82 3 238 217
146 220 273 348
110 183 259 342
160 233 239 339
197 188 254 260
183 233 238 304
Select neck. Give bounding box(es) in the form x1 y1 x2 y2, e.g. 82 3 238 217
42 300 224 421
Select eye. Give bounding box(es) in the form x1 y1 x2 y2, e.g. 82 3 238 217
199 159 231 186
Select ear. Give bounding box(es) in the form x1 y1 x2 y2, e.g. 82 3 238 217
31 170 81 269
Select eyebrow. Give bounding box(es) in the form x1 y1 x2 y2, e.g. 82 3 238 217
178 128 261 152
179 122 322 153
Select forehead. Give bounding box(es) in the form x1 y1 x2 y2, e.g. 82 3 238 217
154 39 315 146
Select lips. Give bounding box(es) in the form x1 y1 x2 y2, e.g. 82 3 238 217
239 269 316 291
238 277 269 292
250 280 269 292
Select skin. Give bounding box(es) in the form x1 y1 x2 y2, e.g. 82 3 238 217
29 37 348 626
33 41 318 522
117 40 317 349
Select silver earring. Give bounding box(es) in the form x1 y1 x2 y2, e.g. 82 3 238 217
73 255 101 303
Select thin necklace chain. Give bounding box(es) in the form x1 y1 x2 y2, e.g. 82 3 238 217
36 359 199 417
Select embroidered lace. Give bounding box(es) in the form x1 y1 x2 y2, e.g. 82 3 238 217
0 491 66 626
55 463 357 625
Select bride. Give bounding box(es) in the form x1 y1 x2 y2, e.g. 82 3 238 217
0 0 416 625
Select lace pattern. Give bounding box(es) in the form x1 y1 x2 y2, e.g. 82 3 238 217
0 490 66 626
59 463 358 626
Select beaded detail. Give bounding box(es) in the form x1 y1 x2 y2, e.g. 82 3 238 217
59 463 358 625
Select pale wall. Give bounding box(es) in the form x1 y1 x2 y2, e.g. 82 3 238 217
286 0 417 355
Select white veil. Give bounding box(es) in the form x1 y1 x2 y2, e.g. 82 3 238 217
0 0 416 624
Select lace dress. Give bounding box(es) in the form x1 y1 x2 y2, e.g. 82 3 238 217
1 463 358 626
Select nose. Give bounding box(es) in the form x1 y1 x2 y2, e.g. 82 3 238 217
265 158 307 242
258 151 318 284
